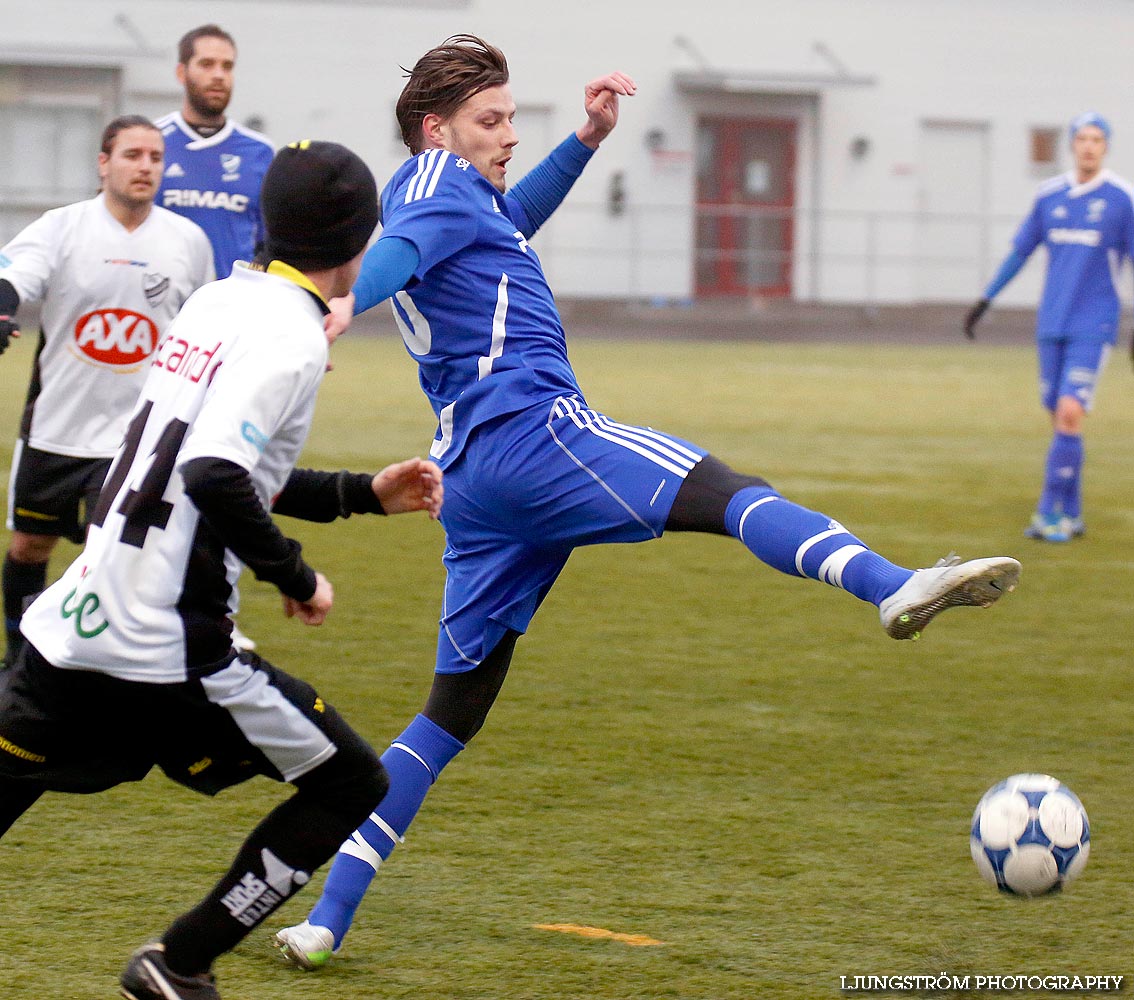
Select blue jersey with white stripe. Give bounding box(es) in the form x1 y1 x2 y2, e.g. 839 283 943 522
1012 169 1134 342
155 113 274 278
378 149 584 467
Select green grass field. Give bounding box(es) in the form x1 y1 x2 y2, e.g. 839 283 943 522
1 334 1131 998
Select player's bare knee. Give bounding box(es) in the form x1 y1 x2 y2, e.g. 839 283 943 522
1054 397 1085 434
7 532 57 564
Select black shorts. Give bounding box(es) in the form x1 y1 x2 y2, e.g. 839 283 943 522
0 643 371 796
6 440 112 543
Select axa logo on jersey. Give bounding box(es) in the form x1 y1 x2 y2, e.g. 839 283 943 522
73 309 156 366
162 189 249 212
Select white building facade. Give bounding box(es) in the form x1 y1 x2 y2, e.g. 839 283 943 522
3 0 1133 306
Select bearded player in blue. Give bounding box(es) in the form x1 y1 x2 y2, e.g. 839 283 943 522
274 35 1021 968
965 112 1134 542
155 25 275 280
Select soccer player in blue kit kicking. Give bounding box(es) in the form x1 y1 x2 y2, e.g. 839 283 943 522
964 112 1134 542
274 35 1021 968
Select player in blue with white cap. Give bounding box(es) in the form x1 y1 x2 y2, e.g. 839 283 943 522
965 112 1134 541
274 34 1021 970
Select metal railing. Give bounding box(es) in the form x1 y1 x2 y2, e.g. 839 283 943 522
0 193 1056 305
527 201 1037 304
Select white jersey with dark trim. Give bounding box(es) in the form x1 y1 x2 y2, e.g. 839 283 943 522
155 112 275 278
0 194 215 458
20 263 329 682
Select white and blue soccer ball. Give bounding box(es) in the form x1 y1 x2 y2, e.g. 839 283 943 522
970 773 1090 897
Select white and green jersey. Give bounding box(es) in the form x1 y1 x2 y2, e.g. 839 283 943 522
21 262 329 682
0 193 214 457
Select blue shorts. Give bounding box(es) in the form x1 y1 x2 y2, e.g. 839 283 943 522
1037 338 1111 412
434 395 706 673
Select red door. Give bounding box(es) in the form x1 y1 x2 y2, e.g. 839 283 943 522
695 117 796 297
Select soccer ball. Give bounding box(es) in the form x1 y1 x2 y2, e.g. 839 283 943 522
970 773 1090 897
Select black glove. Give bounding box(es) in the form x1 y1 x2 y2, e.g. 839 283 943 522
0 315 18 356
963 299 990 340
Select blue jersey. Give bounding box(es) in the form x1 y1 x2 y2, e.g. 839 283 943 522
155 113 274 279
1012 169 1134 342
379 149 584 467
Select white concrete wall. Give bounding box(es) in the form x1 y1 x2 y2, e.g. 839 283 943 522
3 0 1134 304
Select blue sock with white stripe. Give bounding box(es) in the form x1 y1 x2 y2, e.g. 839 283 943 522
1039 432 1081 517
308 714 464 946
1056 432 1083 518
724 486 912 606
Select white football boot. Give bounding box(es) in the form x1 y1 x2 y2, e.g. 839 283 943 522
879 555 1021 640
273 920 337 971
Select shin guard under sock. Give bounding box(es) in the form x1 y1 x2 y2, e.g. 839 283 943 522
724 487 911 606
1039 432 1081 517
308 714 464 945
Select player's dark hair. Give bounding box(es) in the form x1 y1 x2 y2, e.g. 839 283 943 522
100 115 161 156
396 34 509 154
178 23 236 65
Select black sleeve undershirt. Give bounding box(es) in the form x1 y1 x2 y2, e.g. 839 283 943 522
0 279 20 316
181 457 317 602
272 468 386 522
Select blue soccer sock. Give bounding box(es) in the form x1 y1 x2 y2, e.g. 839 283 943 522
1057 433 1083 519
308 714 464 946
1038 432 1081 517
724 486 912 606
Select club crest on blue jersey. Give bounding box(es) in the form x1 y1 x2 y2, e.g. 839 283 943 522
221 153 242 181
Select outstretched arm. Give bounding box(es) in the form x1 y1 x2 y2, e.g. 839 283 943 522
181 457 325 623
0 279 20 356
508 136 595 238
322 236 421 341
576 71 637 150
273 459 442 522
982 248 1028 301
964 249 1028 339
370 457 443 518
507 71 637 238
350 237 421 316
